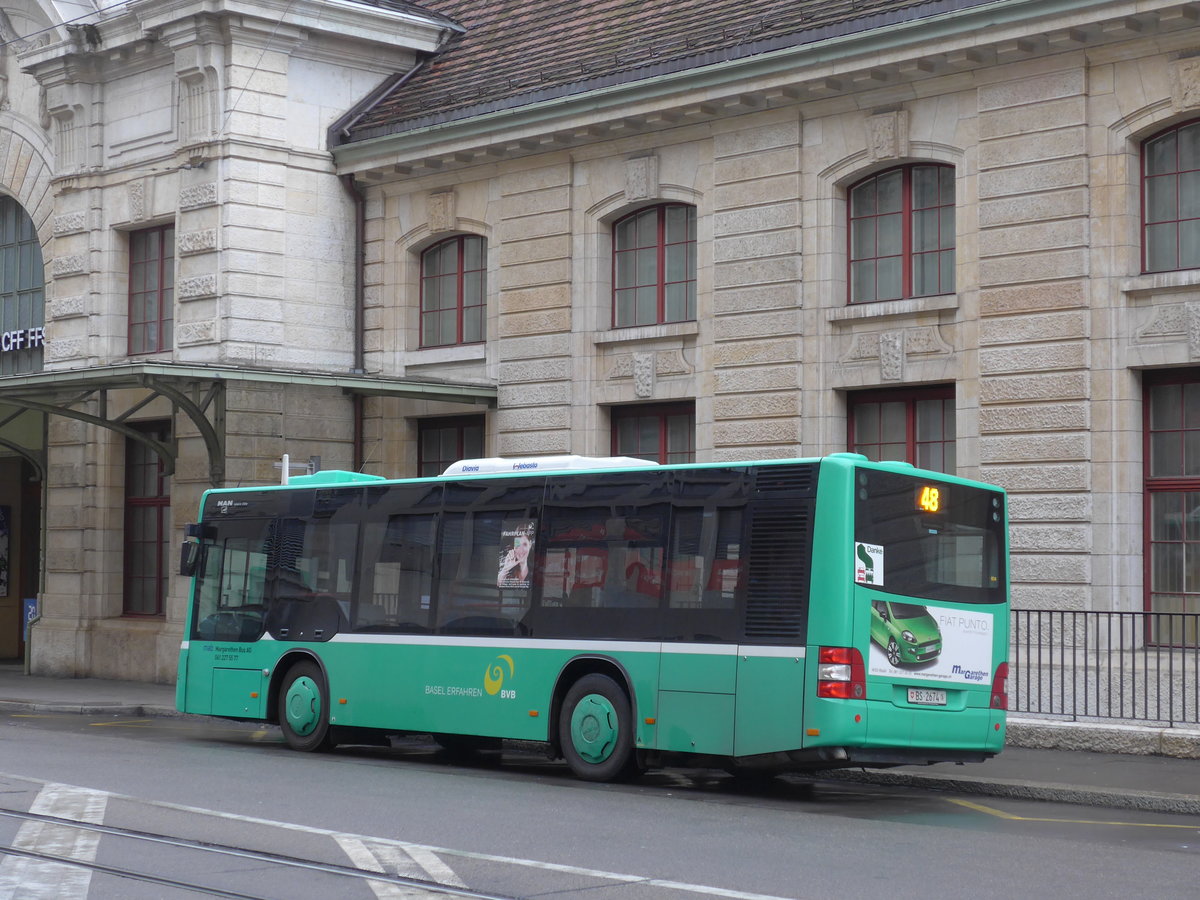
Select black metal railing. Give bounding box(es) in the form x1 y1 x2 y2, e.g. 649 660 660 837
1010 609 1200 727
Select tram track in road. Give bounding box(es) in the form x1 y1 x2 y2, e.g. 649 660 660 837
0 806 518 900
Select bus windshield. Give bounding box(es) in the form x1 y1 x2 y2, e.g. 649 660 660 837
854 468 1005 604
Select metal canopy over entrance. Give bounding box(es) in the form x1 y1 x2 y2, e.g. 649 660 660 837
0 362 498 486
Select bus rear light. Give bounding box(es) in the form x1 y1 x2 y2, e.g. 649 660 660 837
817 646 865 699
991 662 1009 710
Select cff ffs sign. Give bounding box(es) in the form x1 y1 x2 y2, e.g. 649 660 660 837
0 327 45 353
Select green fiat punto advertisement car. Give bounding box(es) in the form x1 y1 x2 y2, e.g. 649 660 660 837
870 600 943 666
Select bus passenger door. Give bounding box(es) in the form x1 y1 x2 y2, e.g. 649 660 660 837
734 648 806 757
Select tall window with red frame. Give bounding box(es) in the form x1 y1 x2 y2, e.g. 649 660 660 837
848 164 955 303
611 403 695 464
418 416 485 477
613 203 696 328
848 386 955 474
129 225 174 355
1143 120 1200 273
420 235 486 348
1145 370 1200 644
124 423 170 616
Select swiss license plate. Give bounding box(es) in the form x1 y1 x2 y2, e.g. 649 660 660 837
907 687 947 706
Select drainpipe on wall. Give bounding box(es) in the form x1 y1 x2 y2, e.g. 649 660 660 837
340 173 366 472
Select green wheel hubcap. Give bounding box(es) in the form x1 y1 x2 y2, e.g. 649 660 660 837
569 693 619 765
285 676 321 737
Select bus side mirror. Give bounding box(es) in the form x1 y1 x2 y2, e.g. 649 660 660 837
179 542 202 577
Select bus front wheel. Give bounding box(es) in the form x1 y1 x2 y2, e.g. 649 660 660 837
559 674 637 782
279 661 336 752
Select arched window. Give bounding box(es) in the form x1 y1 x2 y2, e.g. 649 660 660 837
0 196 45 375
1143 120 1200 273
848 164 955 303
420 235 486 348
612 203 696 328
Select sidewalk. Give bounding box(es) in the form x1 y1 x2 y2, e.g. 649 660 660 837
0 666 1196 814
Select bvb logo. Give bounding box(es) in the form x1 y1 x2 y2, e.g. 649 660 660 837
484 654 514 696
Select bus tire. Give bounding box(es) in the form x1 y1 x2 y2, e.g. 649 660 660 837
279 661 336 752
559 674 637 782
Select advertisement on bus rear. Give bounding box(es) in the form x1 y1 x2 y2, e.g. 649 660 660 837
867 598 994 686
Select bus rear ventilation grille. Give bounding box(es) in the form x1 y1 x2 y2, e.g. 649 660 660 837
743 508 811 640
753 464 817 496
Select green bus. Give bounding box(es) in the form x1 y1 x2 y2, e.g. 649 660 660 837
176 453 1009 782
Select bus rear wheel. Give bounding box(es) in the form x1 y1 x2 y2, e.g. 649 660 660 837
279 661 336 752
559 674 638 782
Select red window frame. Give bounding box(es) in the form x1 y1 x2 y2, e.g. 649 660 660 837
610 402 695 464
1143 369 1200 637
847 386 955 473
1142 120 1200 273
128 225 175 355
419 235 486 348
123 423 170 617
612 203 696 328
418 415 485 477
847 164 955 303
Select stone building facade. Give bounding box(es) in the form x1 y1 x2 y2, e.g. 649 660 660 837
332 0 1200 636
0 1 490 681
0 0 1196 682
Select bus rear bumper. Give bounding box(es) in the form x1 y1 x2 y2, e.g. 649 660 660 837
719 745 995 773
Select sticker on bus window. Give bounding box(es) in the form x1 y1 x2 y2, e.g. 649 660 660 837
498 520 536 590
854 542 884 586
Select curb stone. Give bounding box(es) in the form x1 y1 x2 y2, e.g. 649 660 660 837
822 767 1200 815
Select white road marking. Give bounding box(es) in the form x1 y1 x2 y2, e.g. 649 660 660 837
336 834 465 898
0 783 107 899
0 774 795 900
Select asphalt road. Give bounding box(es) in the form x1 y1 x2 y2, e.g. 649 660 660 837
0 711 1197 899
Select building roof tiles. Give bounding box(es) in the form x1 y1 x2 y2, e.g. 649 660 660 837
340 0 1001 143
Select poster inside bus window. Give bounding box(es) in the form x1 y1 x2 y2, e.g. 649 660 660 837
497 520 535 590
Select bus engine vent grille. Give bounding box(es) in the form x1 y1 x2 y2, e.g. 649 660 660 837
743 504 813 641
753 464 817 496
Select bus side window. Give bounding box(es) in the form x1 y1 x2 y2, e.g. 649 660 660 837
355 513 435 633
436 510 533 635
669 507 743 611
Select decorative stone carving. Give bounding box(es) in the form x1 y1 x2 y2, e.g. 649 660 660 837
1190 302 1200 359
633 352 654 397
129 180 145 221
427 190 457 233
1137 303 1190 340
655 349 691 376
179 182 217 210
51 255 87 277
177 321 216 345
905 326 953 356
625 155 659 202
845 333 881 361
178 274 218 299
178 72 212 144
867 109 909 161
1171 57 1200 111
48 295 87 319
880 331 904 380
52 212 86 236
179 228 218 255
607 354 634 379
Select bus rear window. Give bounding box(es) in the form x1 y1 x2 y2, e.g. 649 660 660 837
854 469 1005 604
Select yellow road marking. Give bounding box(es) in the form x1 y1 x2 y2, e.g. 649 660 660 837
949 797 1200 829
